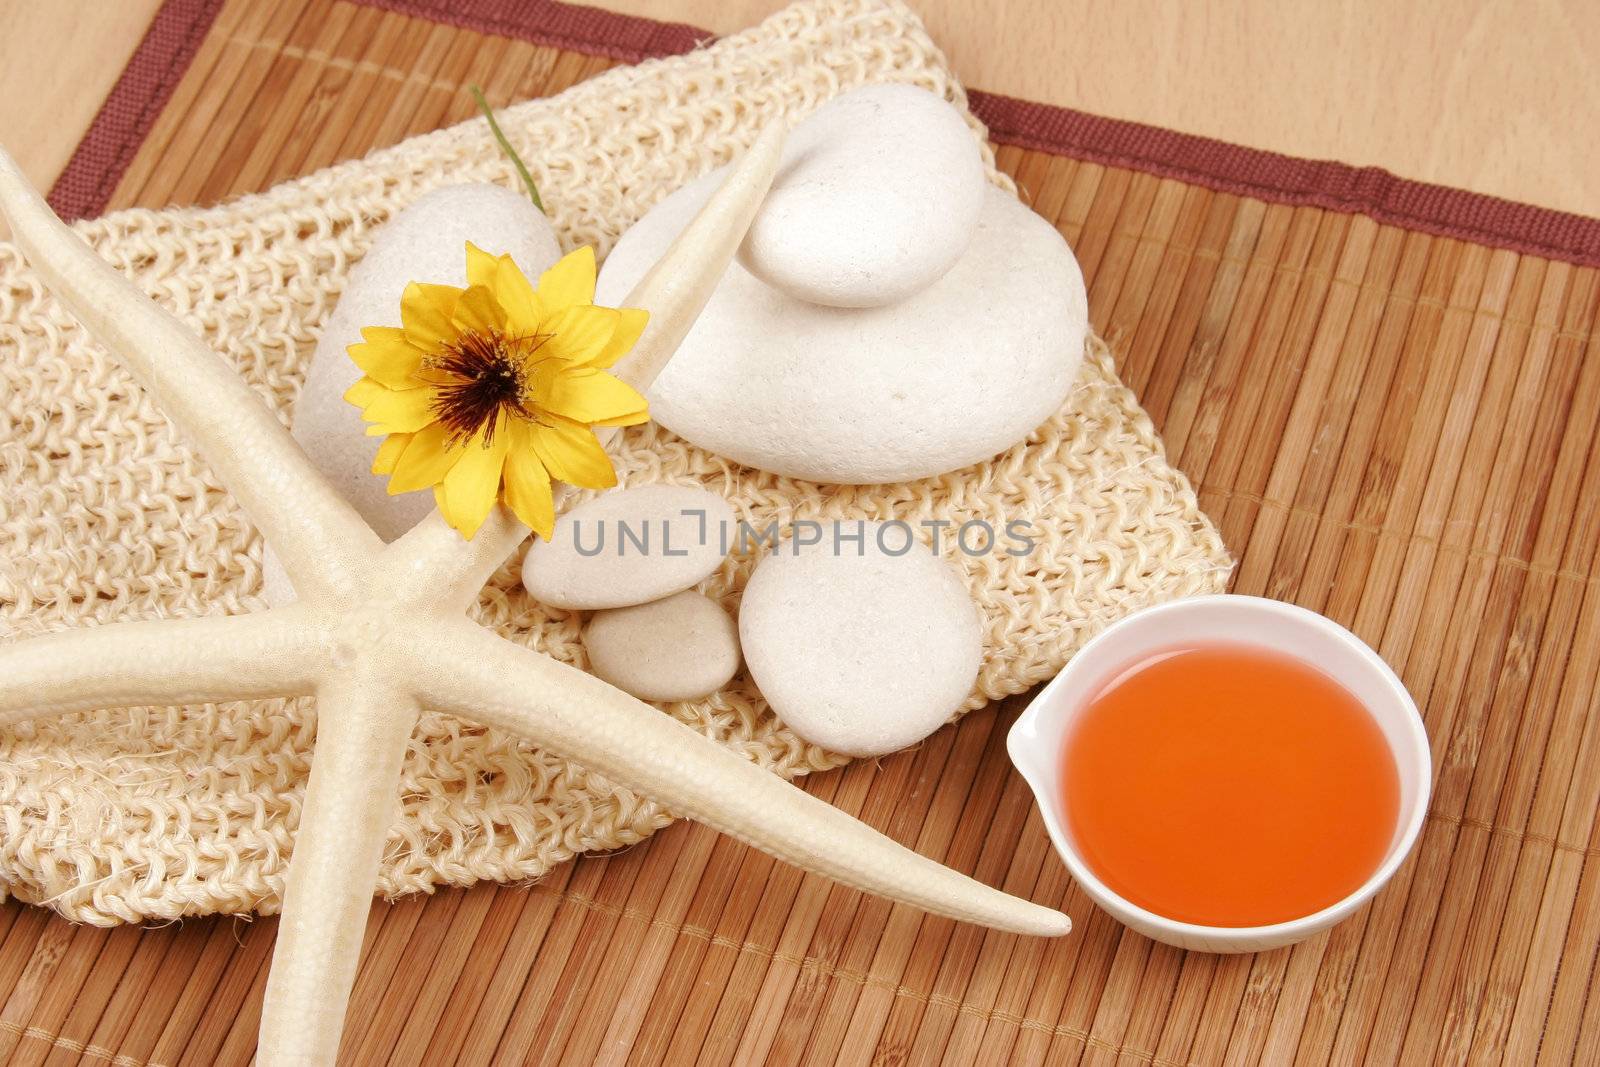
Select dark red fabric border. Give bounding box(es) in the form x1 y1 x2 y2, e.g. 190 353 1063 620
967 89 1600 267
367 0 707 63
47 0 226 221
48 0 1600 270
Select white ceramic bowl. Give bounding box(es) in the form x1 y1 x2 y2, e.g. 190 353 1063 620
1007 594 1430 953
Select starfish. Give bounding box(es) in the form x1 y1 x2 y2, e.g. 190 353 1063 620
0 128 1069 1065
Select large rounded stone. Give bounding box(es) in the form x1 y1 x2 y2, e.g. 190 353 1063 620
596 185 1087 485
740 84 984 308
738 522 983 757
522 485 736 610
264 183 560 605
583 591 741 703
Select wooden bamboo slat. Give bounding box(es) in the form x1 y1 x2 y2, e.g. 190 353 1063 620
4 0 1600 1062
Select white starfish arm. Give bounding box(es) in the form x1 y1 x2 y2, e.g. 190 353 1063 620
408 620 1071 938
387 123 789 611
602 123 789 391
383 507 525 616
258 674 417 1067
0 606 325 727
0 147 383 602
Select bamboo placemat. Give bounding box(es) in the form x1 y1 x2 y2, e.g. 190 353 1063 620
6 0 1600 1063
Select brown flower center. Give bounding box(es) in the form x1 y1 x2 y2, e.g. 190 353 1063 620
427 329 551 446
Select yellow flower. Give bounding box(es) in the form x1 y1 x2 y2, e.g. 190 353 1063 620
344 243 649 540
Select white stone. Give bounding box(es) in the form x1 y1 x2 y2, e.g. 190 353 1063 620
583 591 741 703
263 183 561 606
738 523 983 757
522 484 736 610
596 185 1088 485
741 85 984 308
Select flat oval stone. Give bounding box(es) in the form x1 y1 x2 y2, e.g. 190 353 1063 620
741 84 984 308
596 185 1087 485
583 591 741 703
264 183 560 605
522 485 736 610
738 522 982 757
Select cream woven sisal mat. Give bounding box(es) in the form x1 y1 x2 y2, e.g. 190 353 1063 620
0 0 1229 924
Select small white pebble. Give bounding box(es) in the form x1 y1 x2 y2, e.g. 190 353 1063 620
583 590 741 703
739 522 982 757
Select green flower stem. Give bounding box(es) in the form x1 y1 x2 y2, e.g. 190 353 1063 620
470 84 545 214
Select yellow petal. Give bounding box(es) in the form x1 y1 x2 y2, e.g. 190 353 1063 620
357 383 438 435
343 376 387 408
528 364 648 425
502 423 555 540
592 307 649 369
542 304 618 366
387 422 459 494
401 282 462 352
463 242 545 335
531 417 617 489
492 255 544 335
590 407 652 428
465 242 500 289
537 246 596 314
349 326 426 389
371 432 410 476
452 283 507 336
439 416 511 539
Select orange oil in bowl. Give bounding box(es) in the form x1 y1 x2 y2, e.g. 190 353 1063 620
1061 642 1400 928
